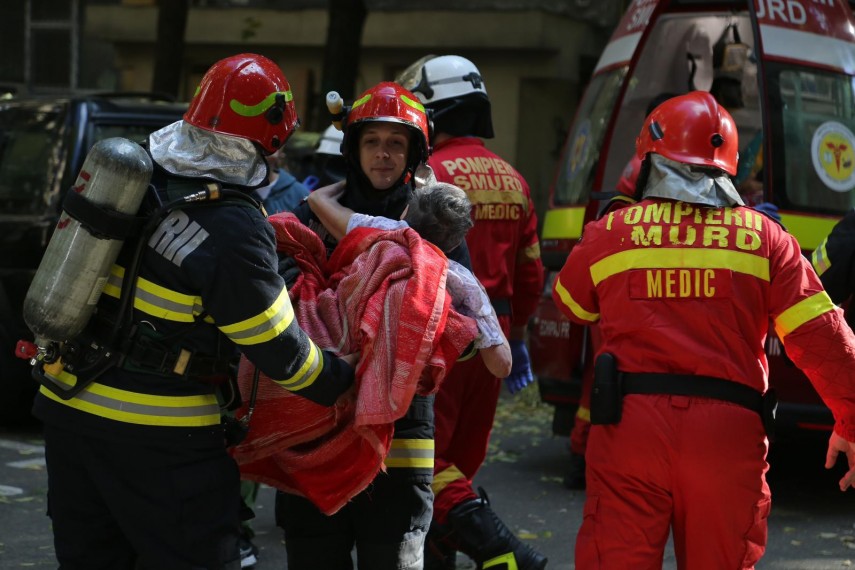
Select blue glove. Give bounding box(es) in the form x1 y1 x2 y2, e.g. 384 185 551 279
505 339 535 395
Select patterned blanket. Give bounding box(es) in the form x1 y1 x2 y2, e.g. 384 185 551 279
230 212 477 514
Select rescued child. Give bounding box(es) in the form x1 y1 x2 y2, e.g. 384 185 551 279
307 180 512 378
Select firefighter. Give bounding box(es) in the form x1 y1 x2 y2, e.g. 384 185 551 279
812 208 855 329
29 53 356 569
302 124 347 190
273 81 467 570
552 91 855 568
397 55 547 570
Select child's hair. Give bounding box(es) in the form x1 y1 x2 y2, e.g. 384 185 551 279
404 182 473 253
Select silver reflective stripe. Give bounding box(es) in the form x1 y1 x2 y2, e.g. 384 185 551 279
384 439 435 469
41 372 221 427
274 342 322 391
104 267 205 322
221 287 295 346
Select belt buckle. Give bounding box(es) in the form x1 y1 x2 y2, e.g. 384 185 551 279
172 348 193 376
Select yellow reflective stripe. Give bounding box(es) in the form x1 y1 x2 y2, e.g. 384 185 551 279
384 439 435 468
774 291 836 339
432 465 467 496
553 276 598 323
466 189 529 206
273 341 323 391
104 266 203 323
400 93 425 113
590 249 770 285
229 90 293 118
484 553 519 570
351 94 371 109
779 212 839 252
40 373 220 427
219 286 295 345
812 239 831 277
576 405 590 422
518 242 541 263
541 206 586 240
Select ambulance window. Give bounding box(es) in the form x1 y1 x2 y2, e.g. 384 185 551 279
769 65 855 215
553 67 627 206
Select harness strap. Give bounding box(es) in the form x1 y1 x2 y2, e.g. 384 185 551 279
623 373 763 414
63 189 146 240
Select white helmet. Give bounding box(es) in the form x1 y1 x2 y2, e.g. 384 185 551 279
316 124 343 156
396 55 488 104
395 55 494 139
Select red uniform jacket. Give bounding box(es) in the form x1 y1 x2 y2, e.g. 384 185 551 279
553 198 855 441
429 137 543 327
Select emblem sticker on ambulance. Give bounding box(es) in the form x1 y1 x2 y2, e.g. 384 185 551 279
811 121 855 193
567 119 591 182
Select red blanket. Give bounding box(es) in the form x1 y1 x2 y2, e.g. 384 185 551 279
230 213 477 514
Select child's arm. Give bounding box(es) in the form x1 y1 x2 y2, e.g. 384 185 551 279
480 336 512 379
306 181 351 241
445 261 513 377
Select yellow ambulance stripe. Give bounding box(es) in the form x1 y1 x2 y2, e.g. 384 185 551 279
432 465 467 496
541 206 586 240
553 276 599 323
219 287 295 345
779 213 839 252
774 291 836 339
590 249 770 285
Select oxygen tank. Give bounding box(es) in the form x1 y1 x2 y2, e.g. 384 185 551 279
23 137 153 344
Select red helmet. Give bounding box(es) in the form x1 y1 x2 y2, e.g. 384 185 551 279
636 91 738 176
184 53 299 154
343 82 431 165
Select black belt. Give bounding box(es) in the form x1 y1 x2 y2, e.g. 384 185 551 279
623 373 763 414
124 337 231 381
491 298 511 316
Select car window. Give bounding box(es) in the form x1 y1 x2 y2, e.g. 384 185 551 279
0 106 66 216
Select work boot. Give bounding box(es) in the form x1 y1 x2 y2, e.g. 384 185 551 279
446 488 547 570
562 451 586 490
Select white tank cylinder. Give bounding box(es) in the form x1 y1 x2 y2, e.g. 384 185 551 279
23 137 153 343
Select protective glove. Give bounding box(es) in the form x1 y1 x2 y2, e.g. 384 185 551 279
505 339 535 395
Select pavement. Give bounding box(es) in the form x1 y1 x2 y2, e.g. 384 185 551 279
2 386 855 568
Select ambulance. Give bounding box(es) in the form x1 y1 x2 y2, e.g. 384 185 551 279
532 0 855 437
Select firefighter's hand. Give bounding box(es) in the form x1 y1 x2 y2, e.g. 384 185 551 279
825 431 855 491
504 339 534 395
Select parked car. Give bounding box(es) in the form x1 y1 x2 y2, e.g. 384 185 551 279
0 93 187 425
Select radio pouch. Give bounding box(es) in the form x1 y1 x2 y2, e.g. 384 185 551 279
590 352 623 425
